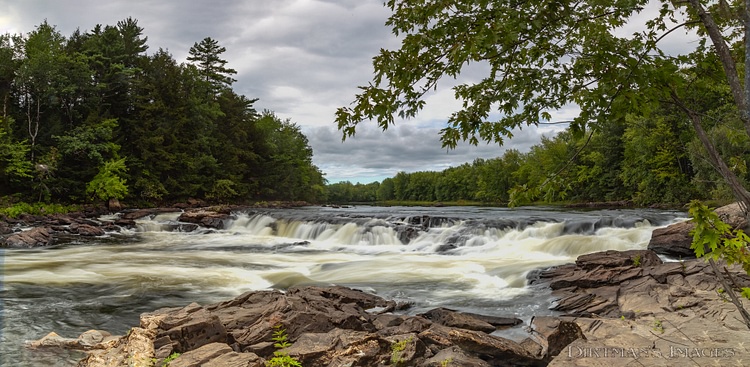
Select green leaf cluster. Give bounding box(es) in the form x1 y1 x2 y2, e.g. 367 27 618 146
266 324 302 367
689 201 750 299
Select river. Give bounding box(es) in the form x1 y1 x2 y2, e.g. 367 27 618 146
0 205 686 366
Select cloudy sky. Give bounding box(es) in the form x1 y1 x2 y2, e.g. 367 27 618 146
0 1 691 184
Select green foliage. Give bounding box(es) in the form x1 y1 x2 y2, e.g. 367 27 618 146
187 37 237 93
266 324 302 367
86 158 129 202
632 254 641 267
207 179 239 202
336 0 678 149
0 202 78 218
390 336 412 365
689 201 750 299
161 352 180 367
652 319 664 334
0 20 326 205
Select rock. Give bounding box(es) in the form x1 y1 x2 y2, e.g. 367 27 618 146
575 249 662 269
420 307 518 333
534 249 750 319
177 211 230 229
647 220 694 258
80 327 156 367
77 285 571 367
648 202 749 258
167 342 263 367
70 223 106 236
107 198 122 212
0 220 12 234
2 226 53 248
526 316 585 362
121 208 181 220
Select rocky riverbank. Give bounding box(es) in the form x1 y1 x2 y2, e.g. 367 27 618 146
10 203 750 366
0 201 310 248
28 249 750 366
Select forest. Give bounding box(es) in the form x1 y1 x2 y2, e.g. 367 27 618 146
0 18 326 207
3 18 748 210
328 49 748 207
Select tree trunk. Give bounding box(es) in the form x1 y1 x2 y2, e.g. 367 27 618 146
671 91 750 211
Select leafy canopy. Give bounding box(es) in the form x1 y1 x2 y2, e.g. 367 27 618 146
336 0 692 148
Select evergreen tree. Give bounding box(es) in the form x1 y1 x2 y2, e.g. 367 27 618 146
187 37 237 95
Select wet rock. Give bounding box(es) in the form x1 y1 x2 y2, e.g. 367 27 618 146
2 226 53 248
177 210 230 229
70 223 106 236
0 220 12 234
121 208 181 220
107 198 122 212
29 331 116 350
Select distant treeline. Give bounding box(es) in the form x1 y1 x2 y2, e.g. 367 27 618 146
0 19 325 205
327 88 747 206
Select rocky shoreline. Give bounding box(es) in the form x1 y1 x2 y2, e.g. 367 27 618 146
6 203 750 366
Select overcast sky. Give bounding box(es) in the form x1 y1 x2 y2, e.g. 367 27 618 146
0 1 692 184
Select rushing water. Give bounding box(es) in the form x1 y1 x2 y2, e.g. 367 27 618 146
0 205 686 366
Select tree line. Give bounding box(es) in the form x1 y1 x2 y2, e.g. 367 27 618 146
0 19 326 206
327 51 747 207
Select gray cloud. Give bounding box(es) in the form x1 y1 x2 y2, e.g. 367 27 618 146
307 123 548 183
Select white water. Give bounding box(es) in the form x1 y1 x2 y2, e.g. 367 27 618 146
0 205 685 366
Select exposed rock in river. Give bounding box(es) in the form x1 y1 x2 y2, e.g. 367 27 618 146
2 226 53 248
648 202 748 258
75 285 575 367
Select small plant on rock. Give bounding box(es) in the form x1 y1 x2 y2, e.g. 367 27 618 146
266 324 302 367
631 254 642 267
162 352 180 367
652 319 664 334
390 336 412 365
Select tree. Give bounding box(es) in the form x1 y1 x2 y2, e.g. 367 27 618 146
86 157 128 202
335 0 750 210
14 21 66 162
187 37 237 95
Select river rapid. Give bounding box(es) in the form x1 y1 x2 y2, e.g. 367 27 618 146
0 205 686 366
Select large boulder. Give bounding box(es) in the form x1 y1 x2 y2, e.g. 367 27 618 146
648 202 749 258
2 226 53 248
